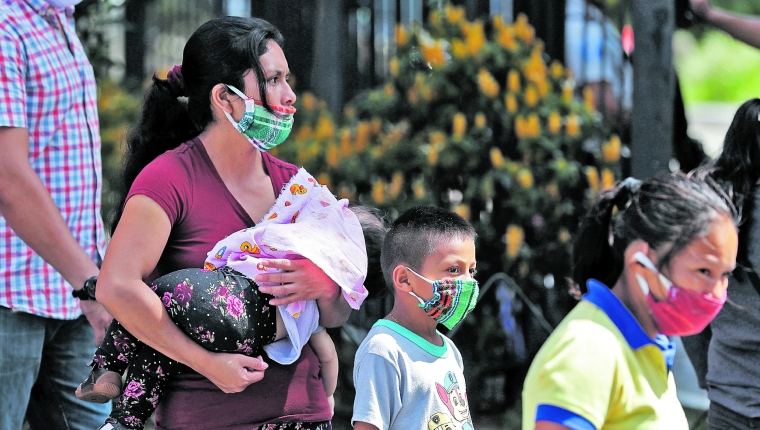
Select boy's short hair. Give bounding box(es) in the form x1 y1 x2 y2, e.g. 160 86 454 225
350 206 389 299
380 206 476 295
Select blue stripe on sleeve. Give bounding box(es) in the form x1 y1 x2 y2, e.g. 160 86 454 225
536 404 596 430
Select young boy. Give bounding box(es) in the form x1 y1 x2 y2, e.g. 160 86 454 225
352 206 479 430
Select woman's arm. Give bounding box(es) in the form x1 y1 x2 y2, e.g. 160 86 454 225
97 195 268 393
255 258 352 327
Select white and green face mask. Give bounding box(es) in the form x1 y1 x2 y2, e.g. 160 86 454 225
224 84 296 152
406 267 480 330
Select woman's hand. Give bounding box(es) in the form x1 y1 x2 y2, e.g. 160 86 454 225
689 0 712 20
194 352 269 393
255 258 351 327
255 258 336 304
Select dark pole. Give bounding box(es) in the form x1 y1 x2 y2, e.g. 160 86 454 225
630 0 674 178
124 0 146 90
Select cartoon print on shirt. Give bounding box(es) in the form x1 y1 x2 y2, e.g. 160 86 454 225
428 412 455 430
436 371 473 430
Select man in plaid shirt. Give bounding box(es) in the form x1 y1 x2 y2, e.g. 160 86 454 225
0 0 112 428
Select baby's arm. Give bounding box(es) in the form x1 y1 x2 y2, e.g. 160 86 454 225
308 328 338 414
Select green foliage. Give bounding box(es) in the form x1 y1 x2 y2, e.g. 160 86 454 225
676 30 760 105
275 5 622 301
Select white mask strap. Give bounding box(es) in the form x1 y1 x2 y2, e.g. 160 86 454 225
632 251 673 291
225 84 250 100
405 267 433 305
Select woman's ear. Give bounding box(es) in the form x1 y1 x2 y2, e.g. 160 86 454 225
210 83 234 115
624 240 651 269
392 265 413 293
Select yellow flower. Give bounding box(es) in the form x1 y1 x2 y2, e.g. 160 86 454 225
490 147 505 168
601 168 616 191
497 27 518 51
585 166 599 193
477 69 500 99
558 228 571 244
492 14 504 30
602 134 622 163
420 40 446 67
523 45 547 83
301 92 317 111
514 13 535 43
562 83 574 105
515 115 526 138
524 85 538 107
550 61 564 80
465 21 486 55
445 4 465 24
517 168 534 188
340 128 352 158
475 112 487 129
372 180 386 204
548 111 561 135
505 93 518 114
429 9 440 26
389 171 404 199
452 113 467 140
389 57 400 77
451 39 468 59
583 86 595 112
506 224 524 258
428 143 439 166
326 144 339 168
315 116 336 140
317 172 331 189
507 69 521 92
430 130 447 147
566 114 580 137
355 121 370 153
526 114 541 138
371 117 382 135
384 83 395 97
535 77 549 99
396 24 408 46
454 203 471 221
413 179 426 199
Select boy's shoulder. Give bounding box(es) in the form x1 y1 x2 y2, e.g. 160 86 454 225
356 320 462 364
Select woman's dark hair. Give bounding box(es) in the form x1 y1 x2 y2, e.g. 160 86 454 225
350 206 389 299
111 16 284 234
702 98 760 273
572 172 736 292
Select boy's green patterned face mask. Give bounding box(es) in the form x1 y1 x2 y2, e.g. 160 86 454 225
224 85 295 152
406 267 479 330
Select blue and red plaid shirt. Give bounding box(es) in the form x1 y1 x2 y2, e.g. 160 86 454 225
0 0 105 319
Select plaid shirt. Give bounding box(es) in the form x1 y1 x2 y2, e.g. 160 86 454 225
0 0 105 319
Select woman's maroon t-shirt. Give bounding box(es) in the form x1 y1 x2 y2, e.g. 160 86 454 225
127 137 331 428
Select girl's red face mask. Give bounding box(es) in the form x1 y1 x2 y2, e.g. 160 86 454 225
633 251 725 336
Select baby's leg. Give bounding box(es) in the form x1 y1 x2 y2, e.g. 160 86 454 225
106 346 188 429
77 319 143 403
91 319 144 372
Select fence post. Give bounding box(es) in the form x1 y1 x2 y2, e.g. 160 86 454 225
630 0 674 178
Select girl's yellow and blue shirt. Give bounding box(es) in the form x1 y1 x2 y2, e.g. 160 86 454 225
521 279 687 430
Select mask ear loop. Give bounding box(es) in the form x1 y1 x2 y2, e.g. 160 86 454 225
404 266 438 306
225 84 250 100
632 251 673 295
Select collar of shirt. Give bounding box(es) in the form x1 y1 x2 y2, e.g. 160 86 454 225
583 279 676 371
23 0 75 25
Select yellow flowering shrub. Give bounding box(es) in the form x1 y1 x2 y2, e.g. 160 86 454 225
275 5 621 321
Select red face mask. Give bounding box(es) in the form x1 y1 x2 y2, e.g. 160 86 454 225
633 251 725 336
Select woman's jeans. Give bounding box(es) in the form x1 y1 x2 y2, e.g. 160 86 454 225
0 307 110 430
709 401 760 430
